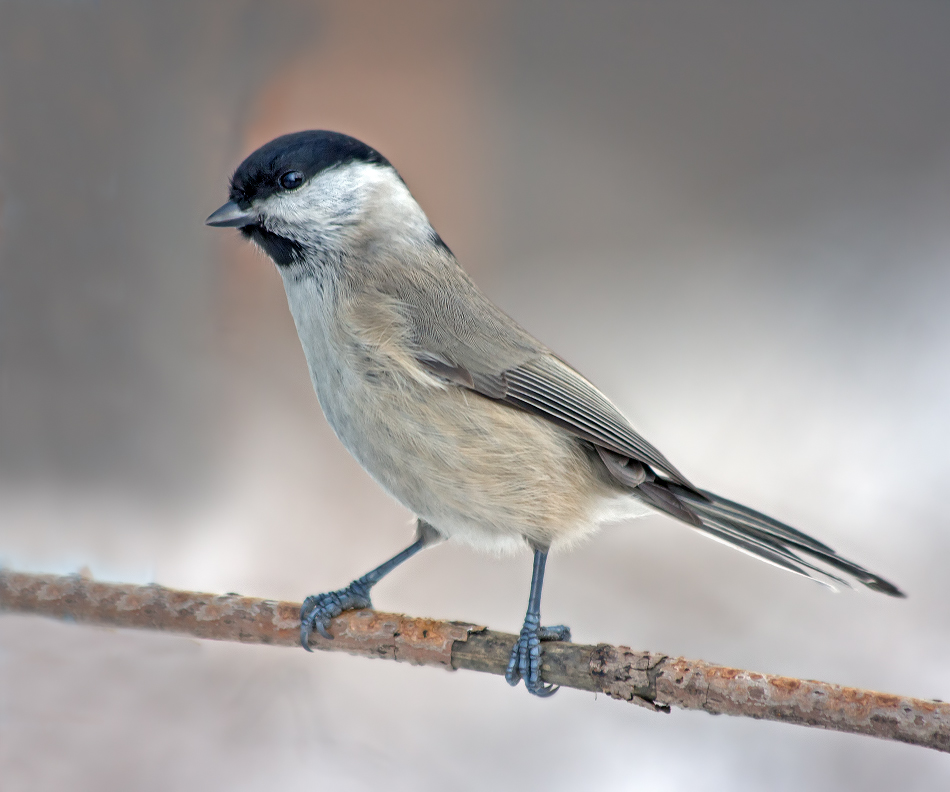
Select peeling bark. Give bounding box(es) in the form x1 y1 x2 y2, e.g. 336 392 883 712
2 569 946 753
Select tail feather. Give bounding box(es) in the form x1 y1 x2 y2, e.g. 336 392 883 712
686 514 849 589
635 480 704 527
635 479 905 597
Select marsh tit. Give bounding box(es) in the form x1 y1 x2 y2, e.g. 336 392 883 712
207 131 902 697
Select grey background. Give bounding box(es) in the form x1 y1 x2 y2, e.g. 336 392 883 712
1 1 948 789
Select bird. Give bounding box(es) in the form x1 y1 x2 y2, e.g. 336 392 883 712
206 130 903 697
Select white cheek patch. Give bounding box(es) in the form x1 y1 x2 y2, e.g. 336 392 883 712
259 172 354 246
257 162 433 252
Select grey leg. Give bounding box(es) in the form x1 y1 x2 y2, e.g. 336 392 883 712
505 548 572 697
300 519 441 650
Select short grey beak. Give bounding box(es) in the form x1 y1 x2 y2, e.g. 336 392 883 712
205 200 257 228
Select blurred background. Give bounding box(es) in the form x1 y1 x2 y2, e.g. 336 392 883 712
1 1 949 789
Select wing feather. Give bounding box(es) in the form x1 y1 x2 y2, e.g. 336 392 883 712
503 358 692 486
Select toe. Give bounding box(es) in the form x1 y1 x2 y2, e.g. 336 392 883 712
505 642 523 686
522 635 537 686
539 624 571 642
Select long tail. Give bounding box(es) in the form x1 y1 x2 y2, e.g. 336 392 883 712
633 479 904 597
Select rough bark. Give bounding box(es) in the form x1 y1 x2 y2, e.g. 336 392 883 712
2 569 946 753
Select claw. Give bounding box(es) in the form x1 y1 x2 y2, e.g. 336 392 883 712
299 583 372 650
506 615 571 697
530 681 559 697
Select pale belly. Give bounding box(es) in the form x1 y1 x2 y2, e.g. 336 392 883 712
316 361 638 552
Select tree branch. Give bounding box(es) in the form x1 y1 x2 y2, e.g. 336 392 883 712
2 569 946 752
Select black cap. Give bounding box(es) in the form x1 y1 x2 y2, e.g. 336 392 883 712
228 130 391 207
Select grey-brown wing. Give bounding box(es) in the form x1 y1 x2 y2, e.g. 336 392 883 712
381 252 693 487
500 356 693 487
416 349 693 487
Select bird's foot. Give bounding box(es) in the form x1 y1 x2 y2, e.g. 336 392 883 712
300 580 372 650
505 614 572 697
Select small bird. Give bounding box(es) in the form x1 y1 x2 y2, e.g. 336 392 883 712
207 130 903 697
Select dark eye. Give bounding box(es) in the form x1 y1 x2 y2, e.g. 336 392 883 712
279 171 304 190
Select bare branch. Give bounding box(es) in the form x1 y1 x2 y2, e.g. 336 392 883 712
2 569 946 752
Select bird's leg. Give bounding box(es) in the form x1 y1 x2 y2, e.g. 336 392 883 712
505 547 572 697
300 519 441 650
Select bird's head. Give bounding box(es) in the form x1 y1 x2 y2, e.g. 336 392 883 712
206 130 433 269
